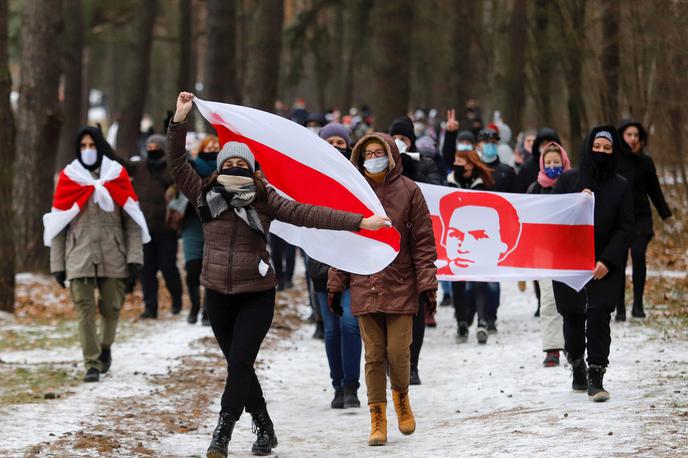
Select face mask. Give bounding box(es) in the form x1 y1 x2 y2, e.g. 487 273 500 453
147 149 165 162
307 126 321 135
394 138 408 153
592 151 613 169
544 166 564 179
220 166 252 178
363 156 389 174
481 143 498 162
453 165 468 180
198 151 218 162
457 143 473 152
335 146 351 160
80 148 98 166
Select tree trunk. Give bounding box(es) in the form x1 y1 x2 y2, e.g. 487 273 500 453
370 0 413 130
13 0 63 273
599 0 620 122
115 1 156 156
342 0 372 109
243 0 284 112
56 0 84 171
451 0 476 113
204 0 237 103
178 0 193 91
0 0 15 311
503 0 528 135
529 0 554 125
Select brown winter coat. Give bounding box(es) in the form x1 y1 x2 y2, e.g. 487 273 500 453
328 133 438 316
166 120 364 295
50 179 143 280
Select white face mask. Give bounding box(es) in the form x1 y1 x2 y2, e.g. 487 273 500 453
394 138 408 153
81 148 98 166
307 126 321 135
363 156 389 174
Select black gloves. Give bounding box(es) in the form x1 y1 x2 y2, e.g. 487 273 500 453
53 271 66 288
125 263 142 293
419 290 437 315
328 291 343 316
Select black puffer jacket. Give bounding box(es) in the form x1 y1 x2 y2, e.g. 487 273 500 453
517 128 560 193
400 152 444 185
486 157 517 193
616 120 672 236
552 125 634 312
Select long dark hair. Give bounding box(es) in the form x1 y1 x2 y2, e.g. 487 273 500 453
456 149 495 188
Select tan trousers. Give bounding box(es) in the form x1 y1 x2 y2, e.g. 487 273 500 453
70 277 125 370
358 313 413 404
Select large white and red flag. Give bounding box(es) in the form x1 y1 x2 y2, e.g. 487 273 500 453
193 97 401 275
419 183 595 290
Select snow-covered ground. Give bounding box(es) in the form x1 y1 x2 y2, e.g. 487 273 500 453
1 282 686 457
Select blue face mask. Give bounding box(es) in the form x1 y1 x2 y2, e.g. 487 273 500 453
457 143 473 152
481 143 498 162
544 166 564 179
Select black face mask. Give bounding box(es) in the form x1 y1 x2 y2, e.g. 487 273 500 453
219 166 252 178
335 146 352 160
591 151 613 169
147 149 165 162
198 151 219 162
453 165 467 179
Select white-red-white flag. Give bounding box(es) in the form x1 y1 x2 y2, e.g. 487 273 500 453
419 183 595 290
193 97 401 275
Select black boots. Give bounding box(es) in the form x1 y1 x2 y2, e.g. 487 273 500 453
343 385 361 408
615 304 626 322
251 407 278 456
568 356 587 392
456 322 469 343
98 347 112 374
331 388 345 409
207 412 237 458
631 303 646 319
83 367 99 382
410 367 421 385
587 365 610 402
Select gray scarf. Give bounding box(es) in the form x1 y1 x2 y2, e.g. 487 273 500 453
198 175 266 239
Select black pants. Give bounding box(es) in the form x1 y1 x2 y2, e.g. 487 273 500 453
206 288 275 419
561 305 612 367
410 297 425 372
185 259 206 316
142 233 183 314
269 235 295 285
452 281 475 326
617 234 651 314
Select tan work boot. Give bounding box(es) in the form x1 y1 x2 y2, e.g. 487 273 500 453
392 389 416 435
367 402 387 446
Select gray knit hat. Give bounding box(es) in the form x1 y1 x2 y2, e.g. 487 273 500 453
217 141 256 173
146 133 167 151
319 122 352 146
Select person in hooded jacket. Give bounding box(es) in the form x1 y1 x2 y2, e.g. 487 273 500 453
49 126 144 382
168 92 389 457
517 127 561 193
552 125 633 403
388 116 442 386
130 133 184 319
328 132 438 447
615 120 673 320
308 123 362 410
527 142 571 367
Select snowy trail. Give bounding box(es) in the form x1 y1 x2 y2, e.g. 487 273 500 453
158 282 687 457
1 282 686 457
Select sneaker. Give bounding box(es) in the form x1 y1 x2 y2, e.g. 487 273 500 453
486 320 497 334
139 310 157 319
409 367 421 385
98 347 112 374
543 350 560 367
456 322 469 343
83 367 100 382
476 325 488 344
440 294 452 307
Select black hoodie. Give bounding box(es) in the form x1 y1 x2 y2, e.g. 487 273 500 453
616 120 672 235
552 125 634 310
517 128 560 193
75 126 120 171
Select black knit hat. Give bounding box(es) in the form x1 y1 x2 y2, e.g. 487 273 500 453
388 116 416 143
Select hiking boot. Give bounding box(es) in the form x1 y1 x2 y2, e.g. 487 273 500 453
331 388 345 409
614 312 626 322
543 350 560 367
588 365 610 402
568 356 587 392
487 320 498 334
206 412 236 458
631 304 646 319
83 367 100 383
410 367 421 385
392 389 416 435
518 281 526 292
313 321 324 340
343 385 361 408
440 293 452 307
98 347 112 374
251 407 278 456
187 312 198 324
476 323 488 344
456 322 469 343
368 402 387 446
139 310 157 319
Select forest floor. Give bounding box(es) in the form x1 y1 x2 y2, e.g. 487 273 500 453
1 188 686 457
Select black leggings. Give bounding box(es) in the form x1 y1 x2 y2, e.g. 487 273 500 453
410 297 425 372
452 282 474 326
561 306 612 367
206 288 275 419
185 259 205 315
618 234 651 313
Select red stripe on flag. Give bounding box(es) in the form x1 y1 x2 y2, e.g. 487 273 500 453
209 119 400 251
431 216 594 271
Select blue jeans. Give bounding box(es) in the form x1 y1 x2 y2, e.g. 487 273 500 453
440 280 453 297
465 282 500 324
316 290 361 389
